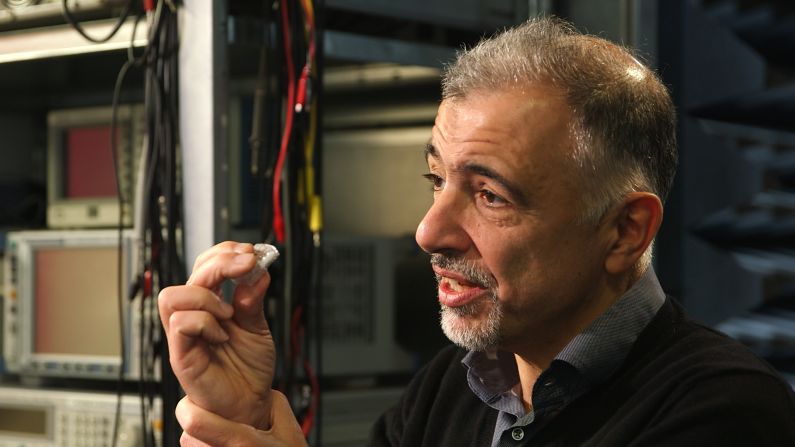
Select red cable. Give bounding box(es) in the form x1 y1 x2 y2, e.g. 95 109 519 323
280 1 320 437
273 0 297 243
290 306 320 437
301 352 320 435
295 0 316 113
143 269 153 297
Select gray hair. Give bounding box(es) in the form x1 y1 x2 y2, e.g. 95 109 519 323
442 16 678 271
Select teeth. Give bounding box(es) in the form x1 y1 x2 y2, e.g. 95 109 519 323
447 278 464 292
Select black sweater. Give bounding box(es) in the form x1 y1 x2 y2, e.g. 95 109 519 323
370 298 795 446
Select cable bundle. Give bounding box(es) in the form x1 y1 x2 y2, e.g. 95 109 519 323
64 0 179 445
104 1 183 446
129 2 184 446
249 0 323 441
70 0 323 443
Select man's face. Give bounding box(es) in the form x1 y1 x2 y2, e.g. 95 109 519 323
416 87 613 354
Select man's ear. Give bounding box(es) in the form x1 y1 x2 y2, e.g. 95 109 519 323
604 192 663 275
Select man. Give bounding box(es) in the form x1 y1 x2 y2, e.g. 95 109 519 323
159 17 795 446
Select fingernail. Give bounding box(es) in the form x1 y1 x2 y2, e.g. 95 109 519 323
217 328 230 343
234 253 253 265
233 243 251 254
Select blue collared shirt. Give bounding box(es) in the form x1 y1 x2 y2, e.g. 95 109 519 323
462 268 666 447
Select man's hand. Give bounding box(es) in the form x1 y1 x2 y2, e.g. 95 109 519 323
176 391 308 447
158 241 276 429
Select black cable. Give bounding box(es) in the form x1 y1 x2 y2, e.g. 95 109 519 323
61 0 134 44
106 7 155 447
139 266 149 446
110 3 174 444
314 0 325 442
278 0 325 437
143 28 159 447
136 46 159 443
261 0 283 243
109 55 135 447
111 12 152 446
137 3 183 445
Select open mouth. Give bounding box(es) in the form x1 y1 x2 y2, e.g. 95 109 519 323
444 276 481 292
436 269 491 308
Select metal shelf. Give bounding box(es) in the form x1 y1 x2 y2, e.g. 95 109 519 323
694 190 795 251
325 0 538 32
716 307 795 359
0 18 146 64
690 84 795 131
324 30 456 68
700 0 795 67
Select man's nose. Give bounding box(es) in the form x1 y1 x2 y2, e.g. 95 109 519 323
415 189 471 255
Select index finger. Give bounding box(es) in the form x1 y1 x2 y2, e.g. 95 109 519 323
190 241 253 275
158 285 234 333
187 250 257 290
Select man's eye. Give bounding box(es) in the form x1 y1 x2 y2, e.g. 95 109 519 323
422 173 445 191
480 189 508 207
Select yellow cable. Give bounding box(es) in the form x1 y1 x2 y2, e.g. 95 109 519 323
304 97 322 233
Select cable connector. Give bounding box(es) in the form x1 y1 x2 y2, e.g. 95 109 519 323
143 269 153 297
295 65 312 113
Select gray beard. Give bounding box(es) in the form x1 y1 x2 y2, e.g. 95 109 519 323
439 292 503 352
430 253 502 351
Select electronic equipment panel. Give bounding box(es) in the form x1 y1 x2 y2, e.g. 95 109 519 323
320 235 416 376
47 105 144 229
0 386 161 447
3 230 156 380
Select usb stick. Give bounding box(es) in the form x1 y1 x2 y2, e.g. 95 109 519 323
233 243 280 286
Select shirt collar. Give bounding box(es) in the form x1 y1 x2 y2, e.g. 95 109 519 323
463 267 666 394
556 267 666 384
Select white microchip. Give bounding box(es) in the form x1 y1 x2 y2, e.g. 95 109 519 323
233 243 280 285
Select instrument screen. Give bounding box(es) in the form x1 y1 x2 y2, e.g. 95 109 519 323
0 406 49 437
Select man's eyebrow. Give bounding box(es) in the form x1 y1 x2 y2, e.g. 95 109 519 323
424 141 438 160
462 162 530 206
423 142 530 206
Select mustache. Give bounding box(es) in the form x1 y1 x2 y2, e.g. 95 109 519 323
430 253 496 289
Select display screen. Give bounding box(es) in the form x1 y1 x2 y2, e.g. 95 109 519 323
65 126 119 199
0 406 48 436
34 247 121 357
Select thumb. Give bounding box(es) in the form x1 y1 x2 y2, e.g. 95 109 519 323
176 393 307 447
232 269 272 333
